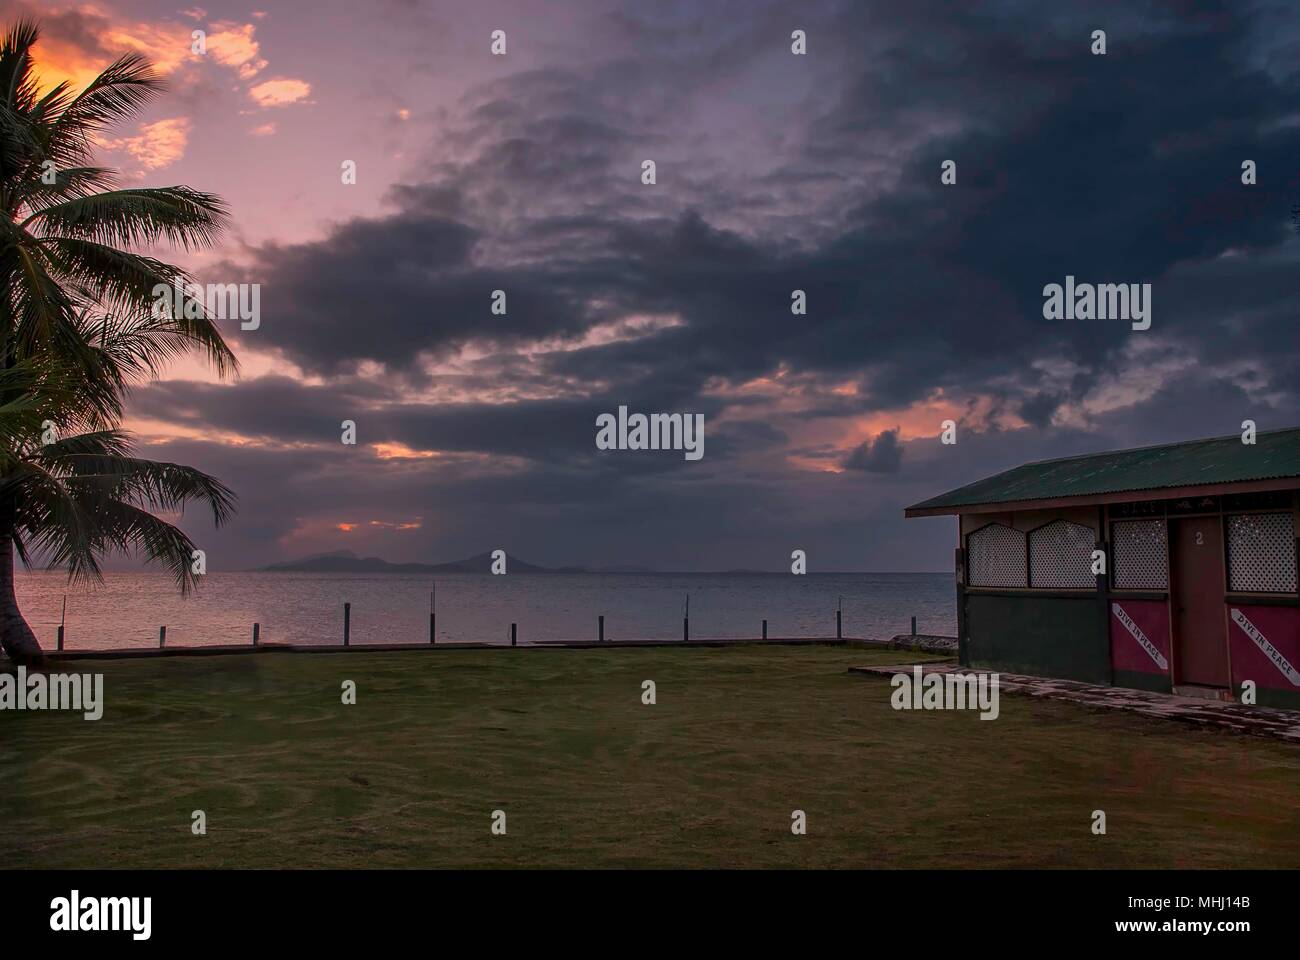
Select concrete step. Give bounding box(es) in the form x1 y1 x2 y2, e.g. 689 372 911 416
1172 684 1235 703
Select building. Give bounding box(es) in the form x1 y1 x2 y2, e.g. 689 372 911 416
905 428 1300 707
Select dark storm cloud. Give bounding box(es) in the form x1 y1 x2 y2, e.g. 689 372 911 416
156 0 1300 568
844 428 903 474
229 0 1300 415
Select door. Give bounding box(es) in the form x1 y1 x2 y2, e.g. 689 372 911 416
1170 516 1229 686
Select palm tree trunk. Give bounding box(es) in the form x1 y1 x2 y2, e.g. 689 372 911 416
0 501 43 665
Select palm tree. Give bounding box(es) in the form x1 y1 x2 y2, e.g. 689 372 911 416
0 19 238 663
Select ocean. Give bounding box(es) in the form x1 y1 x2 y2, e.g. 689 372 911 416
14 570 956 651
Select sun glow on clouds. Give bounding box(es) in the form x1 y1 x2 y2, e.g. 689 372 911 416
370 519 422 530
206 21 266 79
372 442 439 460
249 77 312 108
121 416 325 451
398 313 681 405
28 5 308 119
705 369 1027 474
97 116 190 173
333 520 424 533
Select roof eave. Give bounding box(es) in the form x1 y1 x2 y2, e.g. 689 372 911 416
903 475 1300 519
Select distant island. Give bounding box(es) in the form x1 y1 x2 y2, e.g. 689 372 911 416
258 550 657 574
255 551 919 575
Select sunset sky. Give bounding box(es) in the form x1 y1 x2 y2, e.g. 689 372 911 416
12 0 1300 571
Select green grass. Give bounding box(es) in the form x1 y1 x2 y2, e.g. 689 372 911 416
2 645 1298 868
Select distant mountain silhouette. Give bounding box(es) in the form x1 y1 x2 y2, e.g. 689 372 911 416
262 550 590 574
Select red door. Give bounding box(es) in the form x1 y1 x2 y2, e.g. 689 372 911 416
1170 516 1229 686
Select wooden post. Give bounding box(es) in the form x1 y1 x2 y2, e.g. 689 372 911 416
252 622 260 646
343 602 351 647
955 546 969 667
511 622 517 647
683 594 689 642
911 615 917 637
762 619 767 640
598 615 605 643
430 583 436 645
1096 506 1113 686
57 625 64 651
836 597 842 639
159 625 166 648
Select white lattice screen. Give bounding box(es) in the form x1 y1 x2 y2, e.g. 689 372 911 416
1112 519 1169 590
967 524 1026 587
1227 513 1297 593
1028 520 1095 588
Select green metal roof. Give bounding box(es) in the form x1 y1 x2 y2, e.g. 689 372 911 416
906 427 1300 514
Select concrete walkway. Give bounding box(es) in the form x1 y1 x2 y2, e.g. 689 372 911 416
849 661 1300 744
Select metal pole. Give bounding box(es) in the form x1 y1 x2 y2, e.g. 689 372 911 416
836 596 842 639
511 622 517 647
159 625 166 648
344 602 351 646
911 615 917 637
598 615 604 643
762 618 767 640
430 585 436 645
683 594 689 642
253 622 260 646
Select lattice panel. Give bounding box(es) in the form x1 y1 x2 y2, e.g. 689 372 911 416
1227 513 1297 593
1112 519 1168 590
967 524 1026 587
1028 520 1095 588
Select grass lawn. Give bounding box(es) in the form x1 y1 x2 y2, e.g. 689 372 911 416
2 645 1298 868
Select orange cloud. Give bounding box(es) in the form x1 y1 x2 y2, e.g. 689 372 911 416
368 519 423 531
98 116 190 171
249 76 311 108
372 442 438 460
27 7 282 110
206 21 266 79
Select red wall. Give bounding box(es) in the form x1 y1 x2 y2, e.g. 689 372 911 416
1228 604 1300 694
1109 599 1171 678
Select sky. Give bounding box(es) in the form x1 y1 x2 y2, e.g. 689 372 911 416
11 0 1300 571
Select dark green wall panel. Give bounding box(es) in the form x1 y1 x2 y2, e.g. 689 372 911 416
965 594 1109 683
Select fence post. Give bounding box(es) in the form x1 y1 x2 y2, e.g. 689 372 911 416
762 618 767 640
344 602 351 647
252 622 260 646
430 584 436 645
683 594 690 642
159 625 166 648
836 596 842 640
598 615 605 643
511 622 517 647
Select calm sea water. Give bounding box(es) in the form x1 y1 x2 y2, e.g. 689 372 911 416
14 571 956 651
